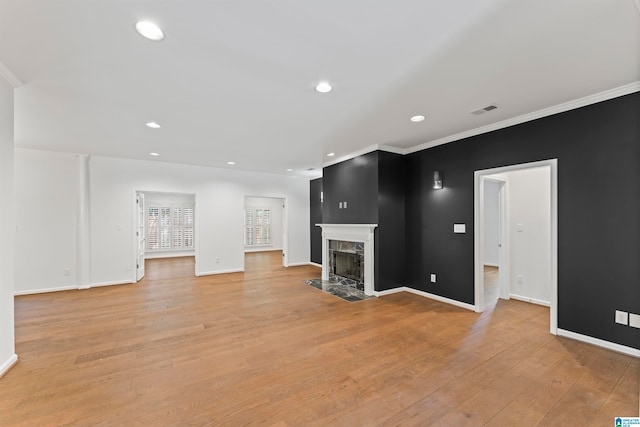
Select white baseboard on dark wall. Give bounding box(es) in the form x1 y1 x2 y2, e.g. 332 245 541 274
373 286 476 311
309 262 322 268
483 263 499 268
0 354 18 379
509 294 550 307
372 287 406 297
557 328 640 358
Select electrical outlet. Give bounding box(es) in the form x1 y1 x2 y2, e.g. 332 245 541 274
216 257 220 263
125 264 131 271
615 310 628 325
516 275 524 284
430 274 436 283
64 268 71 276
629 313 640 329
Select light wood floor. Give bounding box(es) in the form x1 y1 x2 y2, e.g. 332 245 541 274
2 253 638 426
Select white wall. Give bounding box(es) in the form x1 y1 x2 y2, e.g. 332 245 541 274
505 167 551 304
13 151 310 293
14 149 78 293
244 196 284 252
483 180 500 266
0 75 17 375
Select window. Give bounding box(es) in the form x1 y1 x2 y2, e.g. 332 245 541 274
147 205 194 251
245 208 271 246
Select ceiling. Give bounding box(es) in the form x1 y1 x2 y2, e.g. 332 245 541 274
1 1 639 177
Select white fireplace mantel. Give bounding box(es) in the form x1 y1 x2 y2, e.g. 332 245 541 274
316 224 378 296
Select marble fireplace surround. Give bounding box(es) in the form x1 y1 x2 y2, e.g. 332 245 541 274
316 224 377 296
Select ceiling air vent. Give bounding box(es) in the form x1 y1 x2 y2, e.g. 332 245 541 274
307 168 315 171
471 104 499 115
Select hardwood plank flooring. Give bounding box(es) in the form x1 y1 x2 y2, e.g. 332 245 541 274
1 253 637 426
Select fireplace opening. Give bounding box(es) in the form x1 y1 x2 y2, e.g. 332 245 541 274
333 251 363 282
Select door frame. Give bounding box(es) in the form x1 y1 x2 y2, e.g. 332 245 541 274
131 190 199 282
482 177 509 300
242 195 289 268
474 159 558 335
135 192 146 281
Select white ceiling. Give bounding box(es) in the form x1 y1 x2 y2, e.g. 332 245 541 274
1 0 639 177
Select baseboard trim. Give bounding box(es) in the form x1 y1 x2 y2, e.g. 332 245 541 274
286 261 313 267
244 248 282 253
373 286 476 311
483 263 499 268
0 354 18 379
372 287 406 297
557 328 640 358
308 262 322 268
196 268 243 277
86 280 133 289
15 285 77 296
144 252 195 259
510 294 550 307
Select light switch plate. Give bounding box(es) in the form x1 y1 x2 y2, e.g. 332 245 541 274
516 223 524 232
629 313 640 329
454 224 466 233
430 274 436 283
615 310 628 325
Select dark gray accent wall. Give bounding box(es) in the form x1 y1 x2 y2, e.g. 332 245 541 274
405 92 640 350
310 92 639 350
322 151 379 224
319 151 406 291
309 178 323 265
375 151 407 291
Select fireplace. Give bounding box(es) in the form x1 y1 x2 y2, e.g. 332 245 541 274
316 224 377 296
333 251 363 282
328 240 365 290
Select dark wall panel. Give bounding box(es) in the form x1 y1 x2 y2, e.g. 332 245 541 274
405 92 640 349
376 151 407 291
322 151 379 224
309 178 323 265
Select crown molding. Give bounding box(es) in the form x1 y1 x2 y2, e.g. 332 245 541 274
322 144 406 169
321 82 639 168
405 81 640 154
0 61 23 88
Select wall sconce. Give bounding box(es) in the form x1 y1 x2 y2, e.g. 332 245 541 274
433 171 443 189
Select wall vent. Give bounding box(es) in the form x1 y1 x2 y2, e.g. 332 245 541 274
471 104 499 115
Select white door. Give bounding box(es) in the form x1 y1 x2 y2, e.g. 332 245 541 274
497 181 509 300
136 193 146 281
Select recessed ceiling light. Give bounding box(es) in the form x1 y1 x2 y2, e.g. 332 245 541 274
135 21 164 41
410 115 426 122
327 152 335 157
146 121 161 129
315 82 333 93
227 161 235 165
149 152 160 156
286 168 293 172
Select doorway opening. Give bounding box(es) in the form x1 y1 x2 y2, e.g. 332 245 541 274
133 191 198 282
474 159 558 334
243 196 288 267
